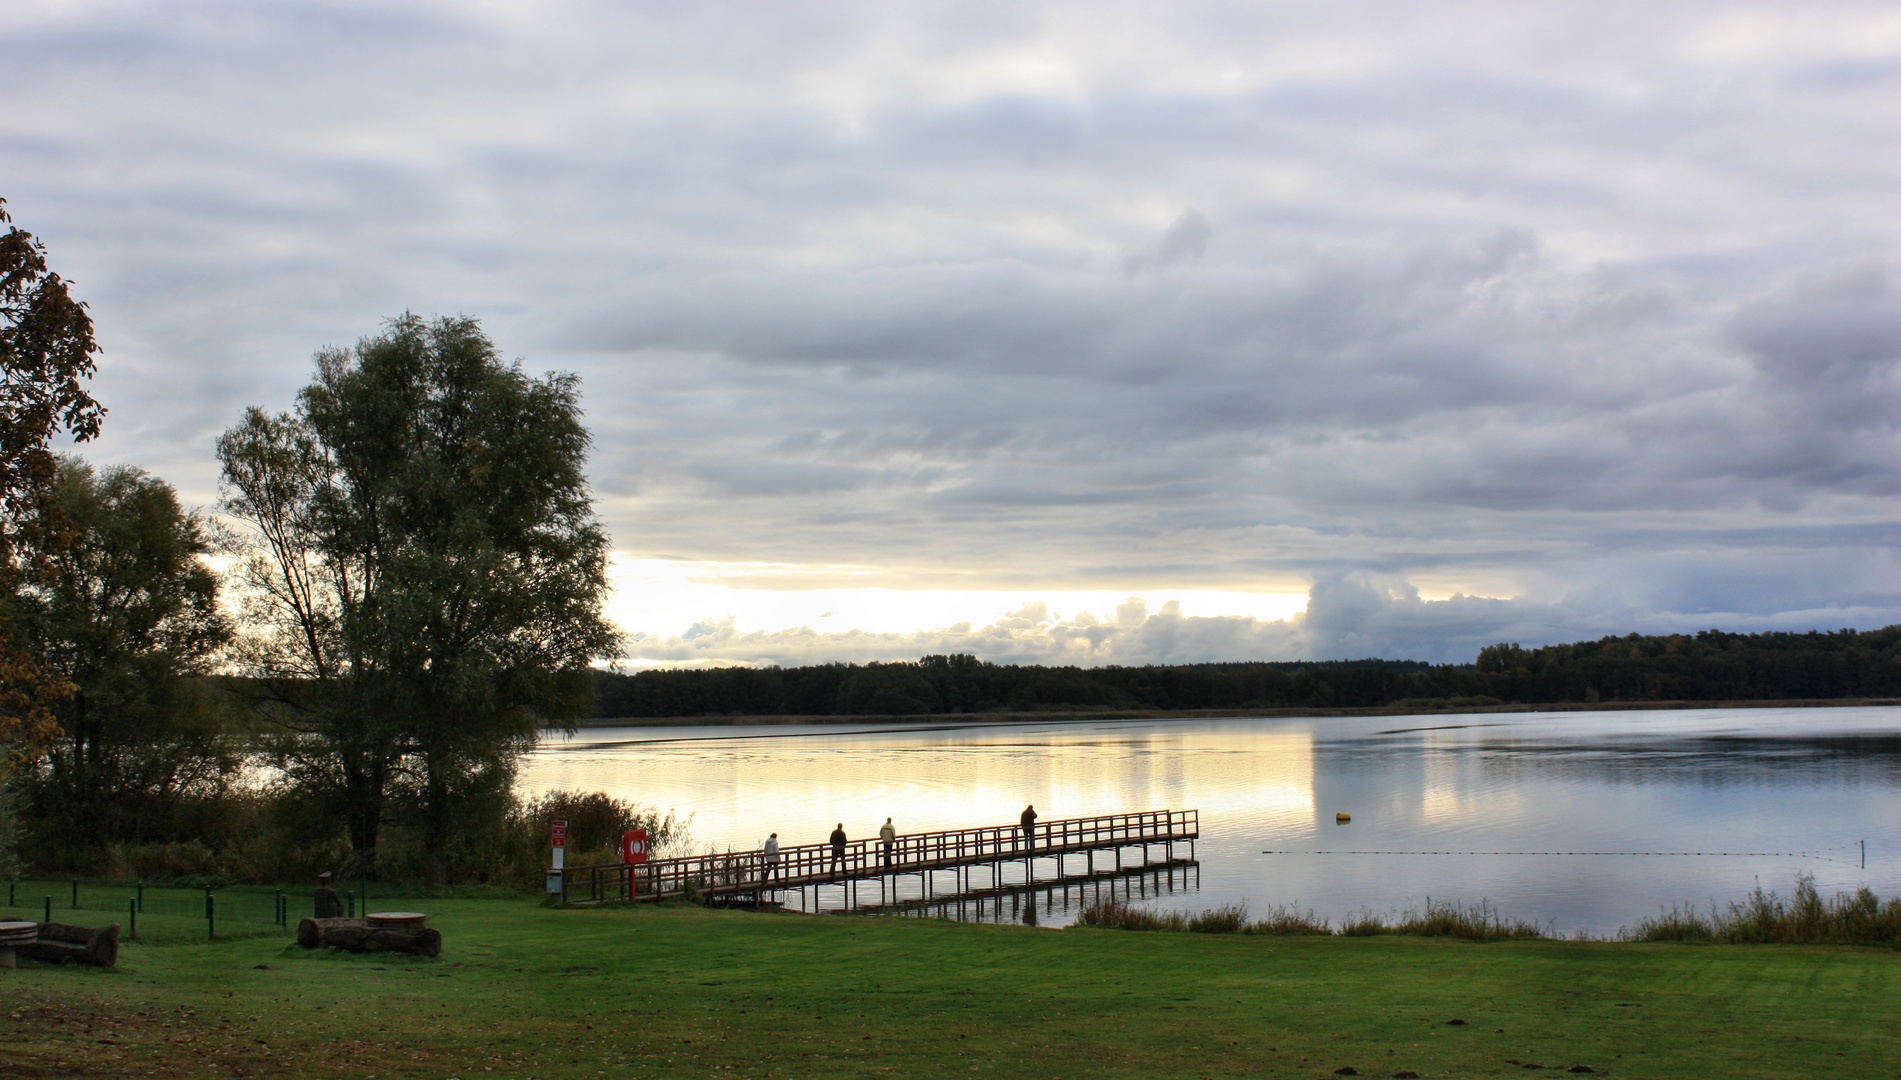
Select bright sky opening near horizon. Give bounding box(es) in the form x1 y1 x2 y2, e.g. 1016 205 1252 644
4 1 1896 668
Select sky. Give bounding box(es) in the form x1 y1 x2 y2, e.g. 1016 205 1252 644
3 1 1897 667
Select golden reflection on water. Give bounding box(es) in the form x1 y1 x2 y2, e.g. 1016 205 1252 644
519 720 1314 852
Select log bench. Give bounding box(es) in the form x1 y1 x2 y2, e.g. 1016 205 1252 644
5 922 117 967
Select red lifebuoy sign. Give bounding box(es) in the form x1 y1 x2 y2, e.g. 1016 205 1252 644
622 828 650 865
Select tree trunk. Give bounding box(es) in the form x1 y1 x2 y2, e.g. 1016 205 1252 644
296 917 440 956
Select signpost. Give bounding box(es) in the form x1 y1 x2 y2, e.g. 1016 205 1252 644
547 819 568 896
622 828 649 899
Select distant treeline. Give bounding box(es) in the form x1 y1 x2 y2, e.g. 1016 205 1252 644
594 626 1901 718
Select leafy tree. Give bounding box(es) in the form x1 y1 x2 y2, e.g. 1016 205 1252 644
0 198 105 769
218 314 618 883
8 457 234 851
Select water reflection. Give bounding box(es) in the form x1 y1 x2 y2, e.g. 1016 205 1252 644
519 706 1900 934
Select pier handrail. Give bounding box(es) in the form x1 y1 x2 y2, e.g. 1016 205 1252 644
557 808 1197 904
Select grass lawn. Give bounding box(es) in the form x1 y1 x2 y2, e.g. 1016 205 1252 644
1 894 1896 1079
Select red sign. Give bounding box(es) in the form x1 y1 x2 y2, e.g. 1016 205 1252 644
622 828 649 865
551 819 568 849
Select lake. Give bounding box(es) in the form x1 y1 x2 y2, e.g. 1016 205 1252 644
518 705 1901 934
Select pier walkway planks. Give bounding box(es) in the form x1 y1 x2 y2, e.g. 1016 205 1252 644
558 809 1199 909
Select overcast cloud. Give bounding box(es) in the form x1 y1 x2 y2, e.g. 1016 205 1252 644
3 1 1896 664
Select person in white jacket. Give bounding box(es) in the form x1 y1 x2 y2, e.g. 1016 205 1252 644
878 817 897 868
762 833 781 886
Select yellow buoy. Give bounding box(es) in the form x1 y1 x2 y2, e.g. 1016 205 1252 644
1335 812 1351 824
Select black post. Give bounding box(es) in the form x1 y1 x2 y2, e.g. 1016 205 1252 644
71 879 78 909
206 892 215 939
44 895 52 923
128 898 137 941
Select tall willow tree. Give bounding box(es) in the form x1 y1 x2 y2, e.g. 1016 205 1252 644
218 315 617 883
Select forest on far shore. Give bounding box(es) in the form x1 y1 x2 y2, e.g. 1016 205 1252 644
594 625 1901 718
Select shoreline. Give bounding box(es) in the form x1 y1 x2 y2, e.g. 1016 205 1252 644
557 695 1901 729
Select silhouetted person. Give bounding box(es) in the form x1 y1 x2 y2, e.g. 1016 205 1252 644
1020 804 1038 853
879 817 897 868
762 833 781 885
313 871 342 919
828 823 847 873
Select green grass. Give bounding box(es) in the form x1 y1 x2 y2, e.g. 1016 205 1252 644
1 895 1897 1078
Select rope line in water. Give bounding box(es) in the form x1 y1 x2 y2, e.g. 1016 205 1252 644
1261 847 1858 861
1267 850 1807 856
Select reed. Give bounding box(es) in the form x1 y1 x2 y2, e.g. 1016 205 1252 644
1620 874 1901 946
1081 875 1899 947
1088 898 1549 941
1243 903 1332 936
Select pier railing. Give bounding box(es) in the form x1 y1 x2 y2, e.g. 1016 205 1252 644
558 808 1198 905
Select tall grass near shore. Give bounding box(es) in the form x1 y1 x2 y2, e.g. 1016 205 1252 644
1082 875 1897 946
1619 874 1901 946
1077 899 1332 936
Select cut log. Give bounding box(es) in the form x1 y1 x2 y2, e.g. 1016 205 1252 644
296 916 440 957
16 922 118 967
296 916 362 949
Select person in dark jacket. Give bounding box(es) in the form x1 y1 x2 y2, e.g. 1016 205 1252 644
1019 804 1038 853
313 871 342 919
828 823 847 872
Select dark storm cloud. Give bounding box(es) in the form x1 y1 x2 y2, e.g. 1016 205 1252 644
3 1 1896 663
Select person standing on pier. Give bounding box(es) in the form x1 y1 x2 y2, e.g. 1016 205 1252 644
762 833 781 885
879 817 897 867
828 823 847 872
1020 804 1038 853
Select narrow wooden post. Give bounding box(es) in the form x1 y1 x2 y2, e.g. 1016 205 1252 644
129 897 138 940
206 892 215 939
71 879 78 909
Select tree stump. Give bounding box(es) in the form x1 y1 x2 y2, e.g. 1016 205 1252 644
15 922 117 967
296 917 441 957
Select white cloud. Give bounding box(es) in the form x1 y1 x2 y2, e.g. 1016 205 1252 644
2 1 1894 663
622 575 1901 669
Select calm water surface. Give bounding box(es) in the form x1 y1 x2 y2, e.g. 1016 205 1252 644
518 706 1900 934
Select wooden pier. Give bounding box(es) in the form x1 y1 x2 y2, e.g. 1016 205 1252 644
557 809 1199 915
862 858 1201 926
